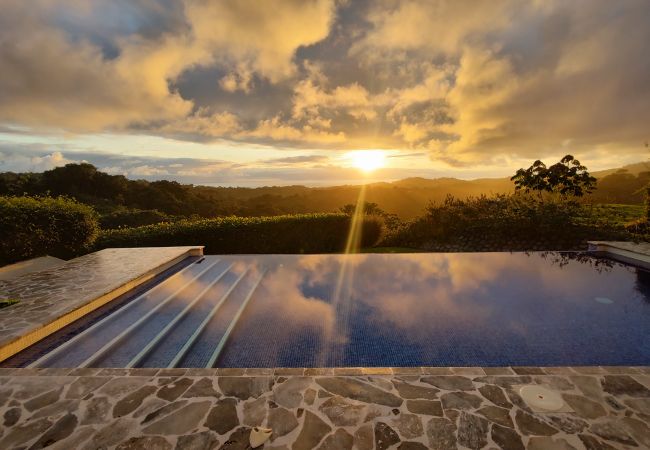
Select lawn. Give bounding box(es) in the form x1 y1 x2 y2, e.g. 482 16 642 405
581 203 645 227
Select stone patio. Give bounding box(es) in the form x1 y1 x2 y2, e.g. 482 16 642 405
0 246 203 362
1 366 648 449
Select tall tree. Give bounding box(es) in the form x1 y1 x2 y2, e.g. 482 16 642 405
511 155 596 198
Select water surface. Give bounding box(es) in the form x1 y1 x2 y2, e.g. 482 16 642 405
219 252 650 367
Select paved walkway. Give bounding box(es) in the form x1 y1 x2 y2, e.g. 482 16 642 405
0 247 203 361
0 366 648 449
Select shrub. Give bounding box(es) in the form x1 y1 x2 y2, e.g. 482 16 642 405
0 196 99 264
96 213 383 254
100 208 177 229
382 193 607 249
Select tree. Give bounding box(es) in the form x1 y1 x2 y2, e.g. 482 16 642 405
338 201 402 230
511 155 597 198
339 202 383 215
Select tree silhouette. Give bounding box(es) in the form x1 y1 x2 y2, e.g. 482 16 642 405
511 155 596 198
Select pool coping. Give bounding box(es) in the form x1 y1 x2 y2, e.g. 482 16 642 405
588 240 650 269
1 365 648 377
0 246 203 363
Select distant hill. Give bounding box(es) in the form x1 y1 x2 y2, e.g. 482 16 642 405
593 161 650 178
1 161 648 220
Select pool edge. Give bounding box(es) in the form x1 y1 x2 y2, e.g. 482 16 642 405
0 246 204 363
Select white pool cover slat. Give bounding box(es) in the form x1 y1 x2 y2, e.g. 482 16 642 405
205 268 267 368
125 262 234 368
167 267 250 368
27 258 209 369
26 257 269 369
78 259 222 368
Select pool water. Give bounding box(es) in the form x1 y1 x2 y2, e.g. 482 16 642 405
17 252 650 368
219 252 650 367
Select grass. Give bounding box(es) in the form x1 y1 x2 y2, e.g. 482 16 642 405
0 299 19 309
580 203 645 227
594 203 645 225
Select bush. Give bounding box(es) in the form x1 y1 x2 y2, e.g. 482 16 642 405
96 213 383 254
0 196 99 264
382 194 622 250
100 208 177 229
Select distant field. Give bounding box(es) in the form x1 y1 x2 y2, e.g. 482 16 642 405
585 203 645 227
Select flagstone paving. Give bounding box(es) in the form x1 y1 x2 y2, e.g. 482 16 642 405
0 366 648 449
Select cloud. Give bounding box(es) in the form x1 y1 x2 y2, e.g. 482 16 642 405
158 109 242 138
0 0 336 134
353 0 514 55
429 2 650 166
0 1 194 132
245 116 346 145
355 0 650 165
185 0 335 83
128 165 170 176
292 64 377 121
0 151 78 172
0 0 648 170
260 155 329 166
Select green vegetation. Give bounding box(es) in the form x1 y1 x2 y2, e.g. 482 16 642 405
99 208 182 229
2 161 650 223
0 196 99 265
511 155 596 197
0 299 19 309
382 194 635 251
339 202 401 231
579 204 645 227
381 156 648 251
96 213 383 254
1 156 649 265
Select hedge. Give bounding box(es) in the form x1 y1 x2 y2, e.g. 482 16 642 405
100 208 177 229
96 213 383 254
382 194 628 250
0 196 99 264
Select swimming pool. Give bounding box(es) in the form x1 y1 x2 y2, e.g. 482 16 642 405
10 252 650 368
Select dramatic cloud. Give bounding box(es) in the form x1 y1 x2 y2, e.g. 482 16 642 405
0 0 648 172
0 0 335 133
0 151 79 173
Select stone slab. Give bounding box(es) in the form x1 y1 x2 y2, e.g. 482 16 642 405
0 256 65 281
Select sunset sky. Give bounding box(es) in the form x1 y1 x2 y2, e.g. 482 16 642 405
1 0 649 186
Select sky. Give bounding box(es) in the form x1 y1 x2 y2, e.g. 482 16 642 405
0 0 649 186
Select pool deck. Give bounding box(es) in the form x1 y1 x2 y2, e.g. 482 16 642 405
1 366 649 449
1 244 649 448
588 240 650 270
0 246 203 362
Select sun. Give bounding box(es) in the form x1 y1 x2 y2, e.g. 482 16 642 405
346 150 387 173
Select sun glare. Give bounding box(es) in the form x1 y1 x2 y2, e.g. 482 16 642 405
346 150 387 173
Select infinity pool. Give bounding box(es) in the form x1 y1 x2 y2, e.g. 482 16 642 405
11 252 650 368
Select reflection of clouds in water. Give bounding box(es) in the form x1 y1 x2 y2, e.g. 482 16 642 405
259 265 335 333
351 255 494 333
295 254 368 288
290 254 495 334
219 253 648 367
258 252 642 344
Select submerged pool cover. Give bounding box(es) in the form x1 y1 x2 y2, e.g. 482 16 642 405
11 252 650 368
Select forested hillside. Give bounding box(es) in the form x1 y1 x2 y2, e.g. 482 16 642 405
1 161 648 222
